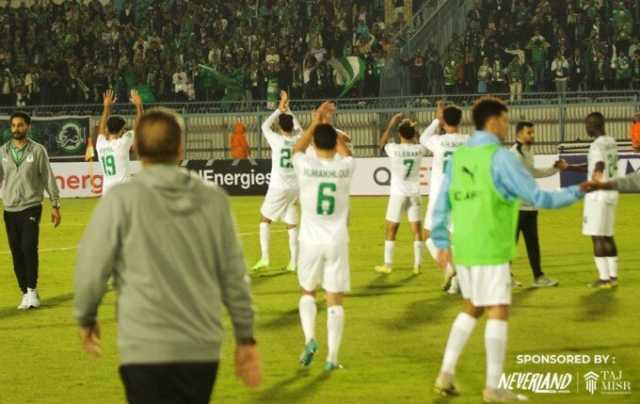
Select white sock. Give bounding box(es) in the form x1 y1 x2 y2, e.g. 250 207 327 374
288 228 299 267
485 319 508 389
426 237 438 261
259 222 270 262
607 256 618 278
594 257 609 280
384 240 395 267
298 295 317 344
327 305 345 364
440 312 477 375
414 241 423 268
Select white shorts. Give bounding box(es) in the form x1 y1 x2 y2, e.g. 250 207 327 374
582 195 617 237
298 241 350 293
456 264 512 307
260 187 298 225
385 194 421 223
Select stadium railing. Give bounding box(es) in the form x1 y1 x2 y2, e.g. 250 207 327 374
2 91 639 159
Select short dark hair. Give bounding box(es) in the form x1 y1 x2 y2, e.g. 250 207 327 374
279 114 294 133
443 106 462 127
586 112 605 135
516 121 534 133
10 111 31 126
472 97 508 130
313 124 338 150
398 122 416 139
107 116 127 133
135 108 183 163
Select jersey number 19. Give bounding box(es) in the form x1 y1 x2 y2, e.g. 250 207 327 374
102 154 116 176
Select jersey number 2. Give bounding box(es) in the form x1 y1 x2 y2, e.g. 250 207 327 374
280 149 293 168
102 155 116 176
317 183 336 215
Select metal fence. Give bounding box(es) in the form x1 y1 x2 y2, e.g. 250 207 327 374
4 92 640 159
3 91 639 117
183 97 640 159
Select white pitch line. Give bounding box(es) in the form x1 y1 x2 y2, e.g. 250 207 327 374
0 230 286 255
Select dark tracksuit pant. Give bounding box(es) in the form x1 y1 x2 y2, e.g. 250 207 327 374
119 362 219 404
515 210 544 280
3 205 42 293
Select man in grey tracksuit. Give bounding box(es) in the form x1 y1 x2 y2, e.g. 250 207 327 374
1 112 61 310
511 121 569 287
73 108 261 404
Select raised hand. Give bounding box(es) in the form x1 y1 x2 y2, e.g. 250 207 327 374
130 89 142 108
103 89 117 108
436 101 446 121
279 90 289 112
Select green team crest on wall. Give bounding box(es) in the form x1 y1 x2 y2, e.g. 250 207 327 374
56 122 85 154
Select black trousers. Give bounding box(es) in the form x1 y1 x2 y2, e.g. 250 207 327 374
119 362 219 404
3 205 42 293
515 210 544 280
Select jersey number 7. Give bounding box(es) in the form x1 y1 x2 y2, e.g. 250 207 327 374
403 159 415 180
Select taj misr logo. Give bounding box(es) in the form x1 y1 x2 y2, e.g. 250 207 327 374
56 123 84 153
584 371 599 395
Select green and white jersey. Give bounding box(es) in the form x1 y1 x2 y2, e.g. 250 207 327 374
293 152 354 244
384 143 426 196
96 131 134 194
588 135 619 203
262 109 302 190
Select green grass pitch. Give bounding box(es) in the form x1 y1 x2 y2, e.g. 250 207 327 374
0 196 639 403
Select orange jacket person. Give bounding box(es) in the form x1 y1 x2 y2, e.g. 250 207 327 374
230 122 250 159
630 113 640 151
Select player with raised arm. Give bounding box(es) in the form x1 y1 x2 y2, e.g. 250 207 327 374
252 91 303 273
375 113 426 275
421 102 469 291
95 89 143 195
294 102 354 372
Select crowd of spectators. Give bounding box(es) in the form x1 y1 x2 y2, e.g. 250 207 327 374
2 0 639 107
0 0 407 106
407 0 640 100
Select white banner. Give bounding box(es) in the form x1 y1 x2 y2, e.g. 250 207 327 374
351 156 561 196
51 162 142 198
1 156 562 199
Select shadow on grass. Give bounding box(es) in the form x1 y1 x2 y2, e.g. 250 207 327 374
0 292 74 320
575 288 618 322
254 368 330 402
363 273 419 291
384 293 455 331
259 301 326 330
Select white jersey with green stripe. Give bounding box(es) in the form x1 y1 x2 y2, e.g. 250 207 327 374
384 143 426 196
96 131 134 194
588 135 619 203
423 132 469 200
293 152 354 244
262 109 302 190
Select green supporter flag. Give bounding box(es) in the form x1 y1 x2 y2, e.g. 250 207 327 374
134 85 156 103
197 64 245 102
123 71 156 103
329 56 366 98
